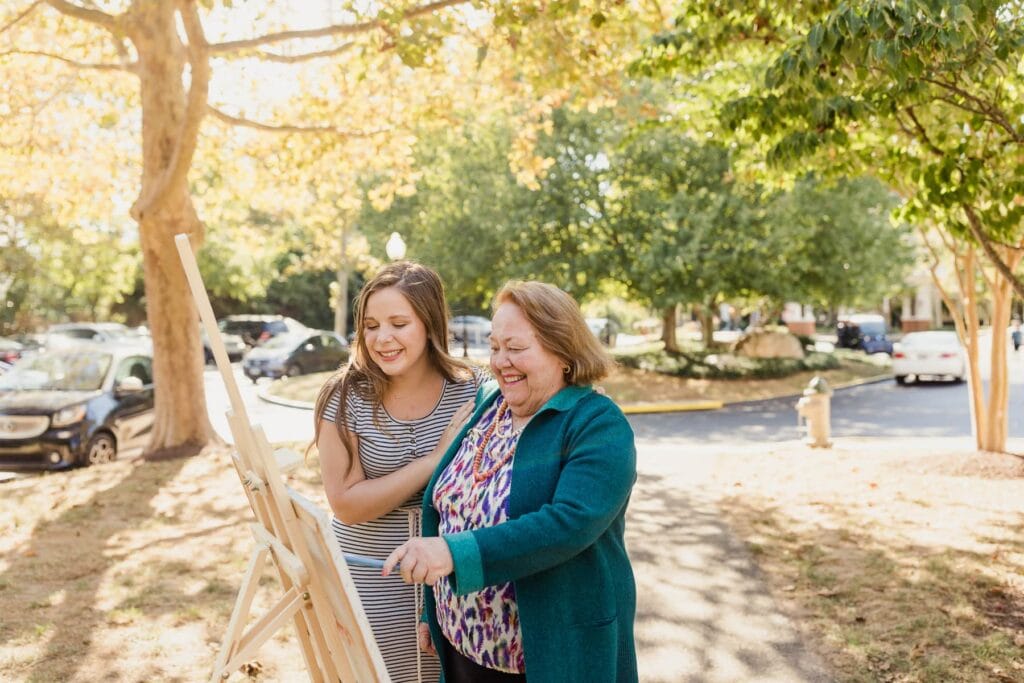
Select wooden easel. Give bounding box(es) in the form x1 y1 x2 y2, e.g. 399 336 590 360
174 234 390 682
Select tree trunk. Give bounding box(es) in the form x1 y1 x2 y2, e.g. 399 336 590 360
131 4 215 454
979 247 1021 452
661 305 678 353
960 248 987 450
700 298 717 349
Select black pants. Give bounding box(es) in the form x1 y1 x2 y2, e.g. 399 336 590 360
441 644 527 683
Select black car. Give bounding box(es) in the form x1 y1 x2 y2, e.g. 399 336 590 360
242 330 349 382
218 315 307 348
0 345 155 470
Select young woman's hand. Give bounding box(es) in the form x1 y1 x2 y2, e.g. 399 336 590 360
430 400 474 463
383 537 454 586
417 622 437 656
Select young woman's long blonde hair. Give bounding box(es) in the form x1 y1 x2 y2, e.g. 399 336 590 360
310 261 471 472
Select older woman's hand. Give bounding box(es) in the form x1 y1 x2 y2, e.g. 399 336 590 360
383 537 453 585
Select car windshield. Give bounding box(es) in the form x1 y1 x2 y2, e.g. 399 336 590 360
856 322 886 335
261 332 307 350
0 352 112 391
218 321 248 334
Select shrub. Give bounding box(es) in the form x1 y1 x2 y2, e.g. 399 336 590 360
617 348 839 380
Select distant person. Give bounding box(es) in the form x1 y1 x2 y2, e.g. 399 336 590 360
1012 320 1022 352
312 261 484 683
384 280 638 683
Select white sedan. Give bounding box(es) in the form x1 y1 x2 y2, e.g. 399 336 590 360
892 331 966 385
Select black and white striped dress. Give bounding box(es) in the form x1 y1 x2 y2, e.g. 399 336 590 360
324 374 481 683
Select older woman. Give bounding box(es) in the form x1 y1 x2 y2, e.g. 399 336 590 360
384 281 637 683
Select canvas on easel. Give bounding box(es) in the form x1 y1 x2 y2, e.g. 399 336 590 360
174 233 390 682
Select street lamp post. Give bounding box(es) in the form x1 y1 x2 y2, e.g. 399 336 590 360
385 232 407 261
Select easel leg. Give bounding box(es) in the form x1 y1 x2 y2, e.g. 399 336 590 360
211 545 269 682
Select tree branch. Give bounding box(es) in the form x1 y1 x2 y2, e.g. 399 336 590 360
216 42 356 64
131 1 210 222
919 226 968 344
43 0 118 31
0 1 41 35
962 202 1024 301
0 48 134 72
208 106 391 138
903 106 944 157
922 75 1023 144
208 0 467 54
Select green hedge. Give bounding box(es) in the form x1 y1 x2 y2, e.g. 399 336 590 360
616 349 840 380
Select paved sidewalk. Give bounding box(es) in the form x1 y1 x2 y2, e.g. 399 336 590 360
629 440 831 683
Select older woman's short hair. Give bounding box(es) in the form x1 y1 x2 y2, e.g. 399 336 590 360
493 281 614 385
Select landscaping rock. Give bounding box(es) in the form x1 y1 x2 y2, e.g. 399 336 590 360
735 328 805 359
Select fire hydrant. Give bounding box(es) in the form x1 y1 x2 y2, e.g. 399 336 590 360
796 376 832 448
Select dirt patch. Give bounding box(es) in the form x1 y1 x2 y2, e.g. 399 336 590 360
904 450 1024 479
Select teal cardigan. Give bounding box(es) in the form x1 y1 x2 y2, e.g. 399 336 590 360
421 381 638 683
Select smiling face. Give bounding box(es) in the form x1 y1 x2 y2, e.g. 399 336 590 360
362 286 430 378
489 302 567 420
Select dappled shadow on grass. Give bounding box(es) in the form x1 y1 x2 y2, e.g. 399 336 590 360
0 446 293 682
627 469 831 683
0 455 190 681
715 497 1024 683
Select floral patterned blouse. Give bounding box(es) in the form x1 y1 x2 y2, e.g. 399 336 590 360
431 397 525 674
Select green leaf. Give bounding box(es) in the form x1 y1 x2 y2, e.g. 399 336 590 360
809 24 824 50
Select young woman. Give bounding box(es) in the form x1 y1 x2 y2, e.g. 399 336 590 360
312 261 481 683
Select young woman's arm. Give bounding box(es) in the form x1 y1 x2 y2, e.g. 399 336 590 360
319 401 474 525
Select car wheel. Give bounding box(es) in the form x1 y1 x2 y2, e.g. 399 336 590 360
895 375 908 386
285 363 302 378
84 432 117 466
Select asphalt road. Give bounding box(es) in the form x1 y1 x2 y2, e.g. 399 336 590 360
632 330 1024 444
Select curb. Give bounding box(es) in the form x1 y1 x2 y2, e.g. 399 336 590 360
257 383 317 410
257 373 895 415
720 373 894 410
621 400 724 414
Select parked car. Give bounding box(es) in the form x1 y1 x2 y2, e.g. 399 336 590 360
0 344 155 470
892 330 967 385
836 314 894 355
0 337 23 373
218 315 307 348
242 330 349 382
202 329 246 364
585 317 618 347
45 322 135 350
451 315 492 346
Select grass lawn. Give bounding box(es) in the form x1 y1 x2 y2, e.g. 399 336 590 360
709 442 1024 682
2 437 1021 681
266 350 891 408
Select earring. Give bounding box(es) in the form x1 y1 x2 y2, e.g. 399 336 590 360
563 364 571 375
